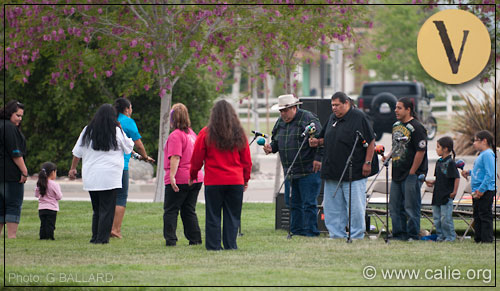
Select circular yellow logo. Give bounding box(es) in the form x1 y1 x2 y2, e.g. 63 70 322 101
417 9 491 84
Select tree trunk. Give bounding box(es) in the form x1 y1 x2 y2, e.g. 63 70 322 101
274 62 293 195
230 51 241 114
153 91 172 202
154 63 173 202
250 58 261 172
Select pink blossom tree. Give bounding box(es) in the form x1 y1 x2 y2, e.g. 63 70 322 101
3 1 369 200
3 2 240 201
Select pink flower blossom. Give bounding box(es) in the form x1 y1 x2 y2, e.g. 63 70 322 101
130 39 138 47
377 54 381 60
84 36 90 43
69 82 74 90
25 69 30 77
98 8 103 14
159 88 167 97
122 55 127 62
144 84 150 91
23 77 28 83
105 70 113 77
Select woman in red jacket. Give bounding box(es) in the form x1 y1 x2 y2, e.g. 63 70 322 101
190 100 252 251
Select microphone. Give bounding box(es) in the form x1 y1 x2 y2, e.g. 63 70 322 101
395 136 409 142
356 130 368 148
301 122 316 137
374 144 385 155
256 137 266 146
252 130 269 138
455 159 465 170
418 174 425 182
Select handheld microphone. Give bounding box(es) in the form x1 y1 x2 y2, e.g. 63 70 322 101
395 136 409 142
356 130 368 148
374 144 385 155
455 159 465 170
301 123 316 137
256 137 266 146
252 130 269 138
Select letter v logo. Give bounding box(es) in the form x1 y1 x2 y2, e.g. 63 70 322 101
417 9 490 84
433 21 469 74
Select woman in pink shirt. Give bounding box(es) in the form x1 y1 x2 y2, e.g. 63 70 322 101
35 162 63 240
163 103 204 247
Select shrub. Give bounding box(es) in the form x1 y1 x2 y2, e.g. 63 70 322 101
452 84 499 155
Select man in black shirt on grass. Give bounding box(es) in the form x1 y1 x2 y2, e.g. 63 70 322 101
309 92 377 240
383 97 428 241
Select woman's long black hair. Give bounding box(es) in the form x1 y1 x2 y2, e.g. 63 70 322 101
37 162 57 197
81 104 119 151
207 100 247 151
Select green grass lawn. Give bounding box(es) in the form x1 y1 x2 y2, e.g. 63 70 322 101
1 201 497 288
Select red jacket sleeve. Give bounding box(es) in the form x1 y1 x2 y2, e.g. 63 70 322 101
190 127 207 180
240 137 252 183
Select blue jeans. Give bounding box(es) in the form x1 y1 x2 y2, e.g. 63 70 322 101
116 170 129 207
432 198 455 241
323 179 367 239
290 172 321 236
0 182 24 223
284 178 290 207
390 174 422 240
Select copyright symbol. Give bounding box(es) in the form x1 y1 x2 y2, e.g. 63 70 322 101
363 266 376 280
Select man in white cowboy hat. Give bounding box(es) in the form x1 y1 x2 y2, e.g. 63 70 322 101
263 94 323 237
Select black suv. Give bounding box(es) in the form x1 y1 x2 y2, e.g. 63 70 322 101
357 81 437 141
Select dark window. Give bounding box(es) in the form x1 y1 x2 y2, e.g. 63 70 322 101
362 85 417 96
326 64 332 87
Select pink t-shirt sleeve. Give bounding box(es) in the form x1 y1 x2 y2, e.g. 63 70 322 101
166 130 183 158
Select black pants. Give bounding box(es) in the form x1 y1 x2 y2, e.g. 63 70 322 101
472 190 495 243
163 183 202 246
204 185 243 251
89 189 117 244
39 209 57 240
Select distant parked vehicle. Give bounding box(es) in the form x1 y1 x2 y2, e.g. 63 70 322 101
357 81 437 141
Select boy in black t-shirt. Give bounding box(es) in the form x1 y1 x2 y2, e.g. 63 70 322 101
426 136 460 242
383 97 428 241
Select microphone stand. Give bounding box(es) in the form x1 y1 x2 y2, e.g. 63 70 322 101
382 154 392 244
331 132 361 243
277 134 310 239
364 151 393 244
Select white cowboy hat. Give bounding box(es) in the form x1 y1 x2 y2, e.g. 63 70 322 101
271 94 303 111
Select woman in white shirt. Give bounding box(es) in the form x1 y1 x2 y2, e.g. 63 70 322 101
69 104 134 244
